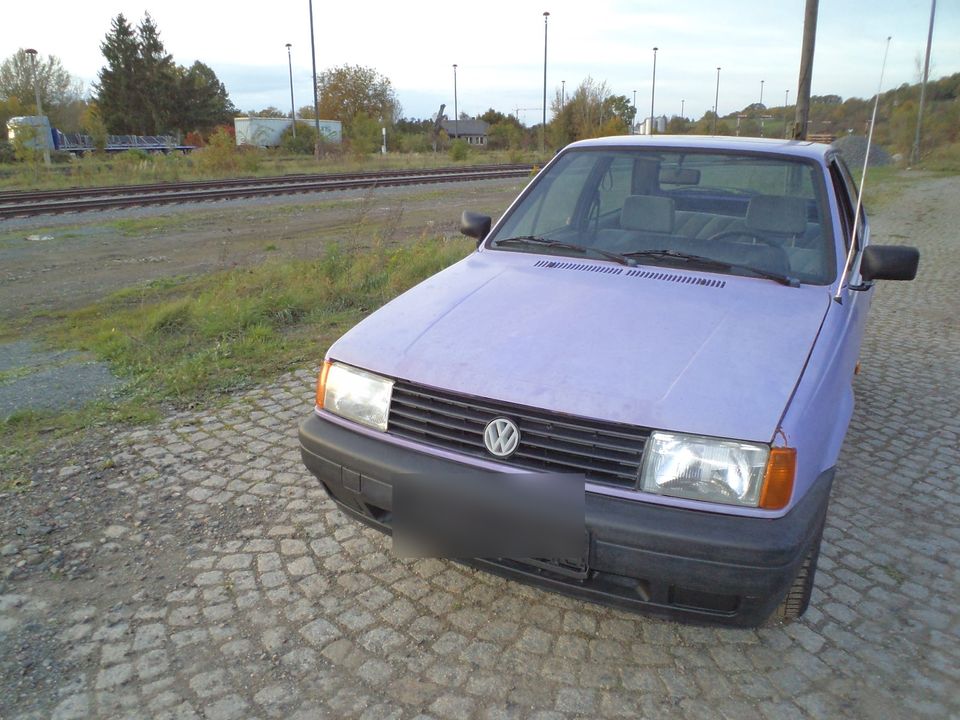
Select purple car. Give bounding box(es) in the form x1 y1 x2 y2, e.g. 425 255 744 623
299 136 918 626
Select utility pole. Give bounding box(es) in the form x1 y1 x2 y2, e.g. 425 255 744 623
911 0 936 165
453 64 459 140
308 0 322 159
24 49 51 166
285 44 296 138
542 11 550 155
650 47 658 135
713 67 721 135
793 0 819 140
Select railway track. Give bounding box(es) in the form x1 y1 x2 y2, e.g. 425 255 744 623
0 164 534 220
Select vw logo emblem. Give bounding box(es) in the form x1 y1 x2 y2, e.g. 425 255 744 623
483 417 520 458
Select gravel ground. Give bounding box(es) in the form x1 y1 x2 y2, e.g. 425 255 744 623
0 340 119 420
1 175 958 719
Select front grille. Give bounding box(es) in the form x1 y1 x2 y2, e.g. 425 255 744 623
388 381 649 489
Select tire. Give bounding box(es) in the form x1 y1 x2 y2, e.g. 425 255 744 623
773 520 824 624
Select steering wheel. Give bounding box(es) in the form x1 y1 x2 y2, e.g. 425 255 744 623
707 229 780 248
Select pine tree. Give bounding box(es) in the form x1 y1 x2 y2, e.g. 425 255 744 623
171 62 237 134
133 13 176 135
95 13 236 136
94 14 139 134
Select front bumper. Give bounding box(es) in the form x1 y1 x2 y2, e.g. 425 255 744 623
299 412 832 627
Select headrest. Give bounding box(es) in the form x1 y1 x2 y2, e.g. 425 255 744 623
621 195 675 233
746 195 808 234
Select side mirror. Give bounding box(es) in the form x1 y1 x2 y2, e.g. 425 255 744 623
860 245 919 282
460 211 491 244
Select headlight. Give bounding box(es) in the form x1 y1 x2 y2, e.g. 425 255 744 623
317 361 393 431
640 431 770 507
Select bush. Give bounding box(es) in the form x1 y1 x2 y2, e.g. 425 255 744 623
0 140 15 164
449 139 469 161
196 127 241 173
280 124 318 155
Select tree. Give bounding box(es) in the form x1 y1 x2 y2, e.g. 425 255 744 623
602 95 635 129
0 49 83 129
548 77 620 145
96 13 236 136
95 14 140 133
246 106 287 118
132 13 177 135
172 61 236 133
316 64 400 140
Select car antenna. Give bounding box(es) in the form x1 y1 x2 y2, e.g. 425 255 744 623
835 35 892 303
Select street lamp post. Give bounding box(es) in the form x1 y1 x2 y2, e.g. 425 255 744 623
285 44 296 138
542 11 550 155
784 89 790 138
650 47 658 136
307 0 322 159
681 98 685 119
759 79 765 108
24 48 50 166
453 64 459 140
713 67 721 135
561 80 566 108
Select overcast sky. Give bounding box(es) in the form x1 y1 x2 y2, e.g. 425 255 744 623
5 1 959 125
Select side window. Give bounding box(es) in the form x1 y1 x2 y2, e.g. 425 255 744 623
494 153 599 237
829 158 864 250
830 159 863 250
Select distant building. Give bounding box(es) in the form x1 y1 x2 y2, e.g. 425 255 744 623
440 119 489 146
635 115 668 135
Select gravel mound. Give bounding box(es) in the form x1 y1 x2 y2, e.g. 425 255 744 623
831 134 894 169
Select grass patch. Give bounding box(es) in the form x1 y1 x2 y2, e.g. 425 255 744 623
42 234 474 407
1 234 474 480
0 366 37 385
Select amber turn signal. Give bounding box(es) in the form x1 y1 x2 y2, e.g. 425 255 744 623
315 360 332 409
759 448 797 510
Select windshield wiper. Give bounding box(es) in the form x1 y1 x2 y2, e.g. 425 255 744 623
493 236 636 266
623 249 800 287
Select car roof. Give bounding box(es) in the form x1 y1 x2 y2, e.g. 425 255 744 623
565 134 832 162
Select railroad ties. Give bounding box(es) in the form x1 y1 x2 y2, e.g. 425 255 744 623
0 165 534 220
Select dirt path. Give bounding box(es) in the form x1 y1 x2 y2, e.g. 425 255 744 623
0 179 526 322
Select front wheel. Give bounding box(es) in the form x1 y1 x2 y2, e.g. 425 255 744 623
773 520 824 623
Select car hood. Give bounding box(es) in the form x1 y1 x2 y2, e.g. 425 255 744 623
329 251 831 442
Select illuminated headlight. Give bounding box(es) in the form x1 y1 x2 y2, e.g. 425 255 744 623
319 362 393 431
640 431 770 507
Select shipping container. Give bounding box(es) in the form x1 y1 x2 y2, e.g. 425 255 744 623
233 117 342 147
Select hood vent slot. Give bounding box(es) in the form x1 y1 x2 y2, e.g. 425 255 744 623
533 260 624 275
533 260 725 288
624 268 726 288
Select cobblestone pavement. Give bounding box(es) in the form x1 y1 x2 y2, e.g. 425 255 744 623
2 177 959 719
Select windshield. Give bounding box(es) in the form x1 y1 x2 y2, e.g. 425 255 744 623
488 148 835 285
